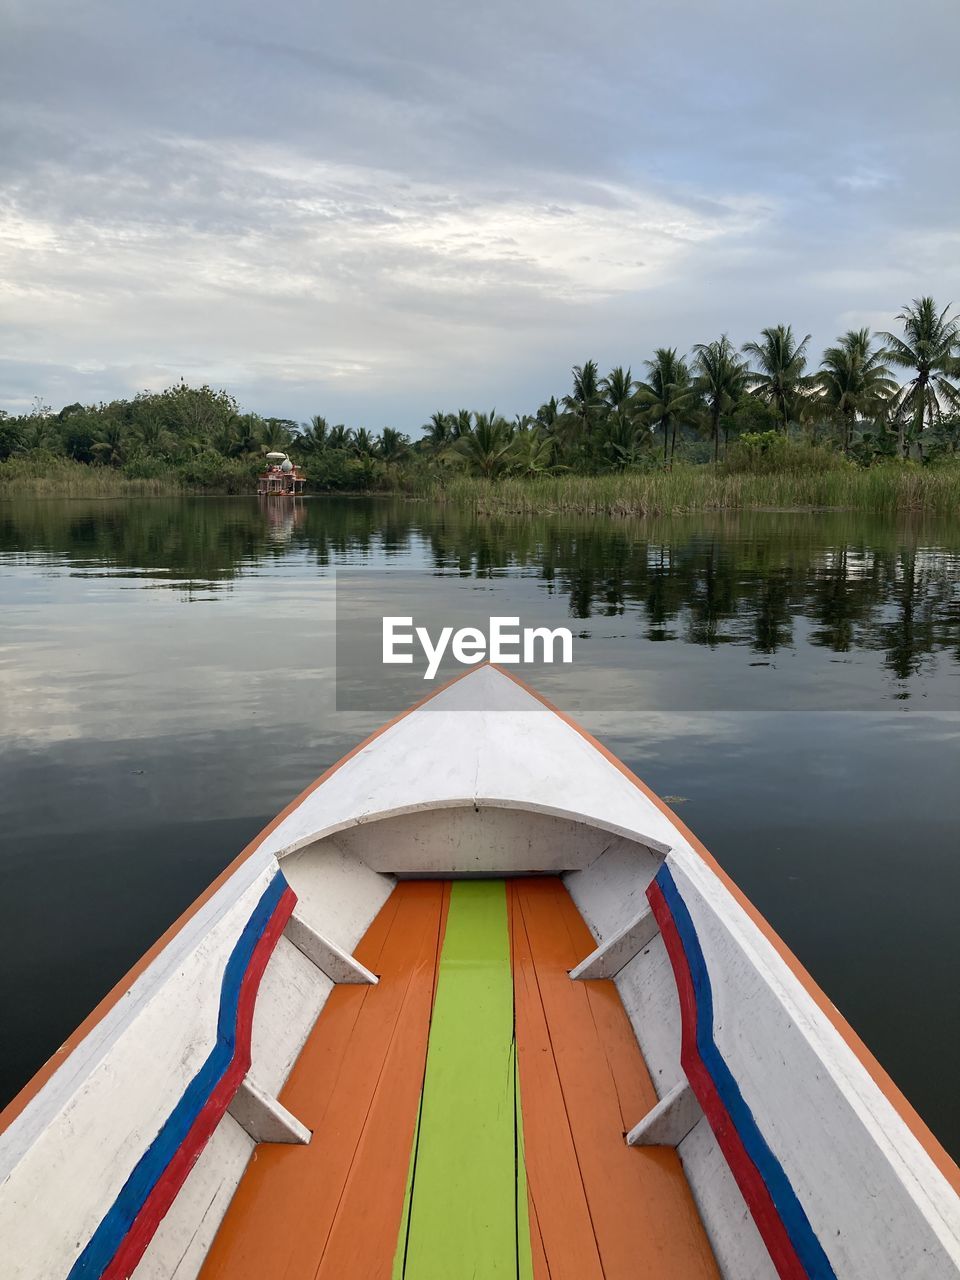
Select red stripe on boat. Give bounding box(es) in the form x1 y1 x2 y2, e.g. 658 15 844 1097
101 885 297 1280
647 879 808 1280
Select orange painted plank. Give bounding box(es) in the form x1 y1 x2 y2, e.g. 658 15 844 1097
316 884 448 1278
527 1180 550 1280
553 880 657 1133
200 882 442 1280
510 882 606 1280
514 877 719 1280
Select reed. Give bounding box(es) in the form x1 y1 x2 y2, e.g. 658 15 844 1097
4 453 959 515
415 463 960 517
0 457 183 498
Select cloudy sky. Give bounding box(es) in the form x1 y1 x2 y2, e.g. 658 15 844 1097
2 0 958 431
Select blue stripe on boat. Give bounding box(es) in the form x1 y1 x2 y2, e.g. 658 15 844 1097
67 871 289 1280
656 864 836 1280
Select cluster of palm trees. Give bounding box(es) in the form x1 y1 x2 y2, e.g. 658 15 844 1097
4 297 958 486
296 419 411 463
417 297 960 476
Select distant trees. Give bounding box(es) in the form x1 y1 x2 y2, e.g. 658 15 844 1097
297 416 329 454
881 297 960 457
742 325 812 431
453 412 513 478
637 348 695 466
692 337 748 463
561 361 604 456
420 303 959 475
379 427 410 463
818 330 895 454
5 297 960 488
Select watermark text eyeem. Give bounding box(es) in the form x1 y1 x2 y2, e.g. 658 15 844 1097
383 616 573 680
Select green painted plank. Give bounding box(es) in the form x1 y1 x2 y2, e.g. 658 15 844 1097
402 881 518 1278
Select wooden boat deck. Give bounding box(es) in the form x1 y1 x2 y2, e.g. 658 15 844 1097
200 878 718 1279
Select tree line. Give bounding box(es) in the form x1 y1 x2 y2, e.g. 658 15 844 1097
2 296 959 488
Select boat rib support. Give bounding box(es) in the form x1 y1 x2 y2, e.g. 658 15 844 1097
569 902 660 981
228 1077 311 1145
626 1078 702 1148
283 911 378 985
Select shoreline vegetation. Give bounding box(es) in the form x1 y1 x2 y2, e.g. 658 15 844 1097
420 466 960 517
2 297 959 515
2 455 958 516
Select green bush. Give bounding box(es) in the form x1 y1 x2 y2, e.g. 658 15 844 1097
724 432 849 475
301 452 389 492
121 453 173 480
175 454 256 493
0 455 182 496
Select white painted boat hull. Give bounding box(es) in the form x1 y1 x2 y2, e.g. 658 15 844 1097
0 665 957 1279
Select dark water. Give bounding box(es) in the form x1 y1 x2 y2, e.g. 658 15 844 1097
1 496 958 1157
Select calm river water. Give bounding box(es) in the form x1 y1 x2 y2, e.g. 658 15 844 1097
1 496 958 1155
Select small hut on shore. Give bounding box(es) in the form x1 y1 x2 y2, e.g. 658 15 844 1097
256 452 306 496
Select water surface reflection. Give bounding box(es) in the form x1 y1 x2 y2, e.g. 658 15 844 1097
1 496 957 1155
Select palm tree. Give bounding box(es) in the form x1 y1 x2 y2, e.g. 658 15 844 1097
91 422 127 467
818 329 896 454
598 366 639 468
603 413 648 470
561 360 604 449
259 418 294 452
352 428 377 458
536 397 562 431
133 414 176 458
451 409 473 440
742 324 812 431
455 412 513 478
691 336 748 462
233 416 261 456
637 348 696 466
422 411 451 451
210 419 238 457
327 424 353 451
600 366 634 414
17 416 61 454
379 427 409 463
298 415 329 455
880 297 960 457
511 425 560 475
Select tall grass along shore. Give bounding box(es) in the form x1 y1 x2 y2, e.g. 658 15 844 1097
419 463 960 518
3 452 958 516
0 456 185 499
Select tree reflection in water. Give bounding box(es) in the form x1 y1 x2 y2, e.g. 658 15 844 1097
1 496 958 697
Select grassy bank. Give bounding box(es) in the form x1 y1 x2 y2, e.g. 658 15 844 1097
3 453 960 516
415 462 960 517
0 457 186 498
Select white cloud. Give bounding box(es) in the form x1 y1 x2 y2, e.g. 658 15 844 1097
0 137 772 417
835 167 894 193
2 0 960 425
